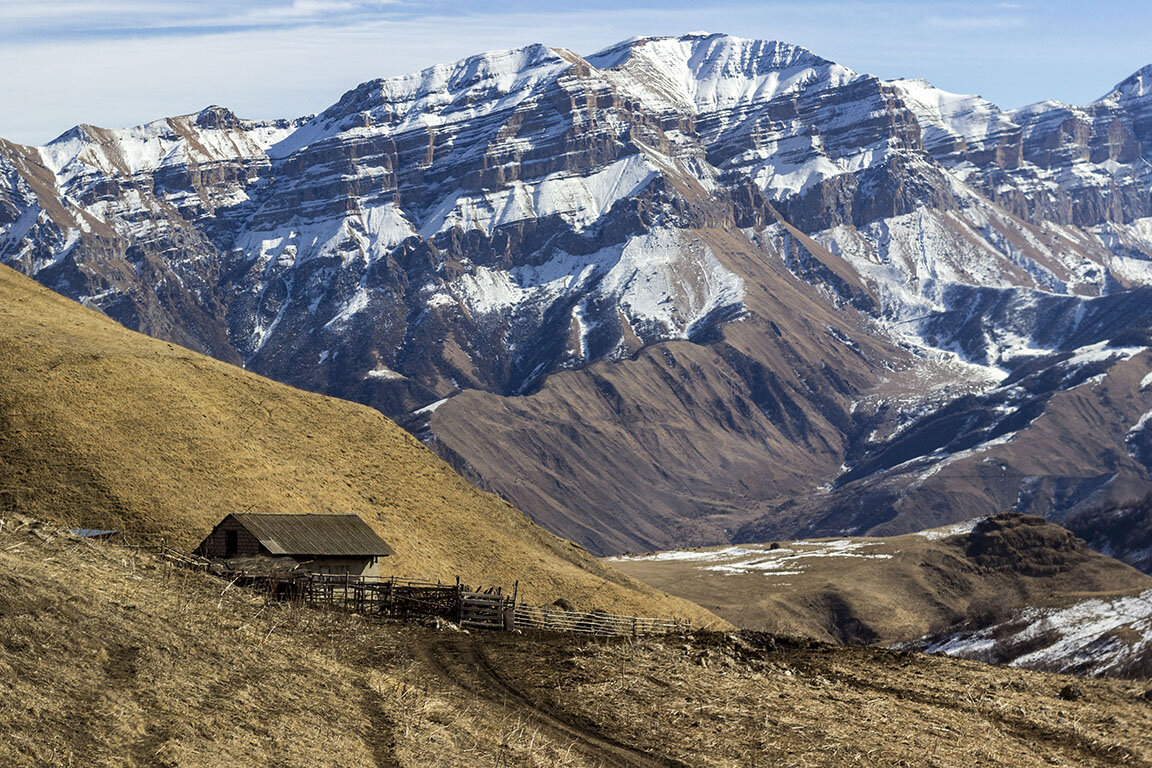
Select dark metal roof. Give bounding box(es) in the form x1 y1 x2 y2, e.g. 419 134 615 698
229 513 394 557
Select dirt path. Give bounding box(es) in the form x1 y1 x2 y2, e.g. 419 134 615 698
418 634 689 768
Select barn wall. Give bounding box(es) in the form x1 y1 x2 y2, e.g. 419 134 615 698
196 517 262 558
302 557 380 578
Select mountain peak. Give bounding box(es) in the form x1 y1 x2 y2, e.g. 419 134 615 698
193 105 242 130
275 32 845 158
268 42 568 158
582 33 845 116
1099 63 1152 103
347 42 564 114
587 32 828 72
47 123 92 145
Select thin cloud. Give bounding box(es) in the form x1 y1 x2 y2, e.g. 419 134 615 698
923 14 1026 30
0 0 406 40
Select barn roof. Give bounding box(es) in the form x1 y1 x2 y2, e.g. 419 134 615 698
229 513 394 557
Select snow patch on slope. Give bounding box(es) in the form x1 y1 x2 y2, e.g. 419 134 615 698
607 538 893 577
601 228 745 338
420 153 658 236
325 285 370 329
365 366 405 380
915 517 986 540
919 589 1152 677
413 397 451 416
431 227 744 342
888 79 1015 160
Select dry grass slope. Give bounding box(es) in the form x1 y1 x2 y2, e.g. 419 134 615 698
0 519 609 768
2 520 1149 768
0 265 714 621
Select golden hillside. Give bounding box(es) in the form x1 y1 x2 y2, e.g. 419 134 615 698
0 265 714 622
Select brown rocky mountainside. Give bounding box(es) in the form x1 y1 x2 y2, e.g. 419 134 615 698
736 342 1152 547
1065 494 1152 573
0 264 713 623
3 518 1151 768
426 225 900 553
4 34 1152 558
609 514 1152 677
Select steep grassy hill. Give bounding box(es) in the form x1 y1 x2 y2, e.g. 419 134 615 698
3 518 1150 768
0 265 713 621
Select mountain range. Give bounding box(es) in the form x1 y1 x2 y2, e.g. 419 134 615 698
4 32 1152 560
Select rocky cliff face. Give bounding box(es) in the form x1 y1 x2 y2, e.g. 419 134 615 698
3 33 1152 558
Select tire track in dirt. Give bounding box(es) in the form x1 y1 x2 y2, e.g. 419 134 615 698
418 634 689 768
359 686 403 768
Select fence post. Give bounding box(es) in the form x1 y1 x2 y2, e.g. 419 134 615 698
510 581 519 631
502 599 514 632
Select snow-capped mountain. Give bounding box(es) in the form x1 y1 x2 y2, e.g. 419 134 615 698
3 33 1152 557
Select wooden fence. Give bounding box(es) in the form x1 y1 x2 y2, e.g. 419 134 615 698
512 604 686 637
152 546 688 638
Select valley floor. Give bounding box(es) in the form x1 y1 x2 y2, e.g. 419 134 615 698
2 518 1151 767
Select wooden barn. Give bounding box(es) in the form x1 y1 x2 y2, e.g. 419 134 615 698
195 513 394 578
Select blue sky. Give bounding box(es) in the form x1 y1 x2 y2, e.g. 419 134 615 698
1 0 1148 145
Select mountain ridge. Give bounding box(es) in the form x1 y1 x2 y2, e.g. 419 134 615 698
4 32 1152 557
